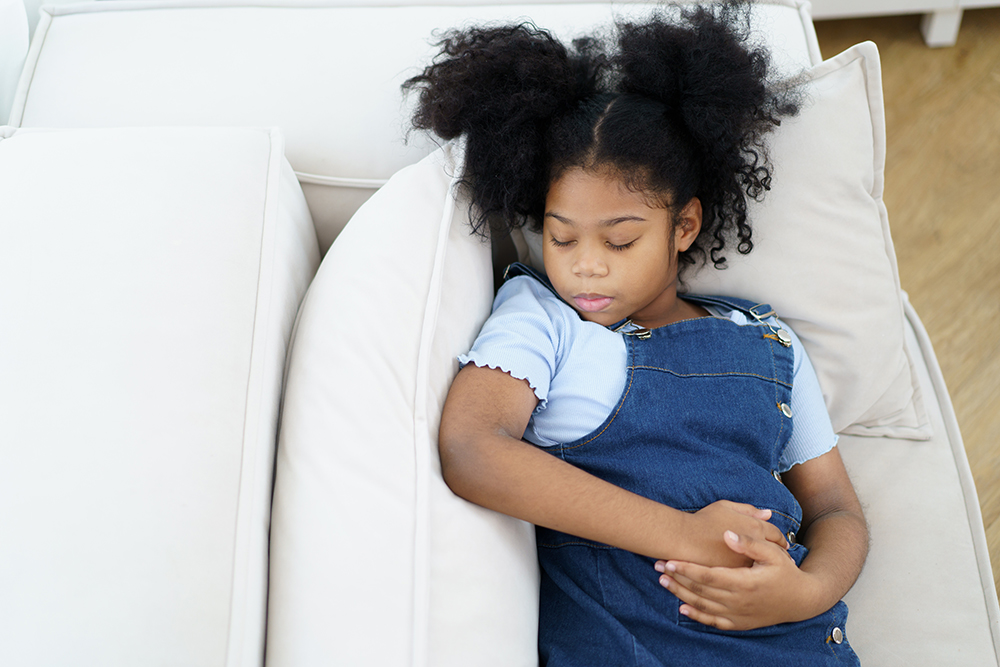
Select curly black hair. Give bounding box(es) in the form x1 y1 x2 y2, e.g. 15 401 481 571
403 1 799 271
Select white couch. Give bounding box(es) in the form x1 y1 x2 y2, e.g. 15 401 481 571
1 1 997 666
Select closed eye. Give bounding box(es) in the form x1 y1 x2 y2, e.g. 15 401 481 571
608 240 636 251
549 237 574 248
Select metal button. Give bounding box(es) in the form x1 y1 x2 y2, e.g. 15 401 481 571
787 531 796 544
831 627 844 644
776 329 792 347
772 470 782 483
778 402 793 418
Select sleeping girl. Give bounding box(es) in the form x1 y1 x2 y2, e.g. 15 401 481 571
406 3 868 664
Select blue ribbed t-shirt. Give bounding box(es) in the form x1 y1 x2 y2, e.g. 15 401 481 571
460 276 837 472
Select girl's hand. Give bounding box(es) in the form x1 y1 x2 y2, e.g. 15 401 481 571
681 500 788 568
655 530 816 631
658 448 869 631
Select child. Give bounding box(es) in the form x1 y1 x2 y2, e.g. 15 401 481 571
406 4 868 665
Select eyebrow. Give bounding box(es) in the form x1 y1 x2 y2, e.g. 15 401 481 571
544 212 647 227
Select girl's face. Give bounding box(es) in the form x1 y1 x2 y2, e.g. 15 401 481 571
542 167 702 329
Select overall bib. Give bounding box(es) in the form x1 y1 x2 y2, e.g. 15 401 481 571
505 266 859 667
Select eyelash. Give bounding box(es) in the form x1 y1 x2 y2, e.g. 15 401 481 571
548 239 635 251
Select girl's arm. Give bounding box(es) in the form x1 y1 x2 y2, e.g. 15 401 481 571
656 446 868 630
440 363 788 568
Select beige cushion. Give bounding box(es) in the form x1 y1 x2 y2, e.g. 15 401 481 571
9 0 819 253
688 41 929 438
268 142 540 666
0 125 319 667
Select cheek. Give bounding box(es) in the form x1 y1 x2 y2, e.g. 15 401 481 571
540 245 566 286
633 248 673 285
541 244 556 274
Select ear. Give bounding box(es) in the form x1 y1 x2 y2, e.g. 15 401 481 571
674 197 702 252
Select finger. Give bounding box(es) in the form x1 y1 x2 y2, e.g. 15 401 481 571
725 530 791 563
664 569 728 601
678 603 738 631
661 560 744 598
725 501 773 521
760 524 789 550
652 558 717 576
659 573 732 615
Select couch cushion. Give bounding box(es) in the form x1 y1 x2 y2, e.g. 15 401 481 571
0 125 319 667
9 0 820 252
268 141 540 666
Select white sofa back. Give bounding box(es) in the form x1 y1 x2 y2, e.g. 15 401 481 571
9 0 819 252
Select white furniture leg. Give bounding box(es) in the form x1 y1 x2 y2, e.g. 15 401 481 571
921 8 963 47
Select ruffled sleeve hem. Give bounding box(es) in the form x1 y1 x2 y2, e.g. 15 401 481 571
778 434 839 473
458 353 548 412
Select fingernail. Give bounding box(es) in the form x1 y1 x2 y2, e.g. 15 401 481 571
665 562 677 573
679 606 690 617
659 575 673 587
654 561 665 573
725 530 738 541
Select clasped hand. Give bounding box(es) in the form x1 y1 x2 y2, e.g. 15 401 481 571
679 499 787 568
657 504 815 631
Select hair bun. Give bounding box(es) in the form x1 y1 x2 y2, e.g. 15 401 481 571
614 3 798 265
405 25 608 235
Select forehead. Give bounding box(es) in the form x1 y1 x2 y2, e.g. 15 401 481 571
546 167 669 217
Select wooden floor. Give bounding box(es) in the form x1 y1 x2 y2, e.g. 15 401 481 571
813 10 1000 597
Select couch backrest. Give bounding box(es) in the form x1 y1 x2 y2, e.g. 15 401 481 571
9 0 820 252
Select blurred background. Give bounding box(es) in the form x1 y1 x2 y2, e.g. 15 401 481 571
814 8 1000 597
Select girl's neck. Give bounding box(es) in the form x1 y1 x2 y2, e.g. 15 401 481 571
629 293 710 330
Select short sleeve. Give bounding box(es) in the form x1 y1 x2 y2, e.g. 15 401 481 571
458 276 568 411
778 324 839 472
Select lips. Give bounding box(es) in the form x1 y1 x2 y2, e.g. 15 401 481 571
573 294 613 313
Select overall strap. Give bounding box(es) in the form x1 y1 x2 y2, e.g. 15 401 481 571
682 293 771 317
682 294 793 348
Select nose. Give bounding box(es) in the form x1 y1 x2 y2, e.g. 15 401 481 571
572 246 608 278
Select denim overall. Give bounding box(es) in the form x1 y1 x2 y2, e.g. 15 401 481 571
504 265 859 667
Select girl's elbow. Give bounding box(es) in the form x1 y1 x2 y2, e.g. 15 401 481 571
438 429 484 500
